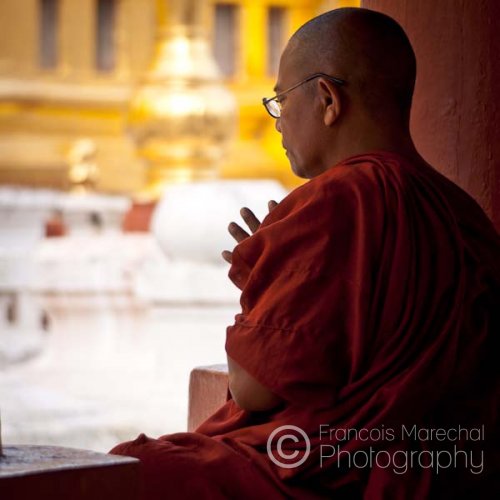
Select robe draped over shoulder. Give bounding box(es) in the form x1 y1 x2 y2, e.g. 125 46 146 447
110 151 500 499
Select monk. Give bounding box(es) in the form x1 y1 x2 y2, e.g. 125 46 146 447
110 7 500 499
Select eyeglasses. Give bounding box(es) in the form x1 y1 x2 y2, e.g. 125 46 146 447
262 72 346 119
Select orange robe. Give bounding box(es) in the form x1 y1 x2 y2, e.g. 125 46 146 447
110 151 500 499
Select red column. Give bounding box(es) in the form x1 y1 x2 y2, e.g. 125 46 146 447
362 0 500 231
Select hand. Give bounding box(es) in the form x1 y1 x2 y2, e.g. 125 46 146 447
222 200 278 264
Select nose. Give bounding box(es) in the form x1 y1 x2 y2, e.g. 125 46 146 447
275 117 282 134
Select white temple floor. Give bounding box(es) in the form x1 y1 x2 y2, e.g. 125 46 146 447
0 304 232 453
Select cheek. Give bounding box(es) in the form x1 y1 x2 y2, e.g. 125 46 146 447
284 119 321 178
279 116 289 138
280 115 299 147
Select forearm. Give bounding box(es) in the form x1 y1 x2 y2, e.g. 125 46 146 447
227 355 282 412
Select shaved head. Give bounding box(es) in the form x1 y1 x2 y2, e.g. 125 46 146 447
274 8 420 179
287 7 416 123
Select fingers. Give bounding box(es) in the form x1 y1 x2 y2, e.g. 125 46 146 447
240 207 261 234
221 250 232 264
228 222 250 242
240 201 279 233
227 201 280 250
268 200 278 212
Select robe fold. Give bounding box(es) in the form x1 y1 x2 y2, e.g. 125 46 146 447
110 151 500 499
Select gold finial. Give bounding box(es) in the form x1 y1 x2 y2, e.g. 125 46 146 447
127 0 236 199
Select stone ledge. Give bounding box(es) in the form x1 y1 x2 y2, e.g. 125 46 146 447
0 445 140 500
188 364 229 432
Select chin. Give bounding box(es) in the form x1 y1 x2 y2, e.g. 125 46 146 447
288 156 303 178
290 161 311 180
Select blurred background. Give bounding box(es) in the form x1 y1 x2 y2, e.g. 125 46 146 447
0 0 358 452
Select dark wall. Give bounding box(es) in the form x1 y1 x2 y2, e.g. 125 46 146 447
362 0 500 230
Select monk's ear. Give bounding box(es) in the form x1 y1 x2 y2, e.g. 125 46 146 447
317 78 341 127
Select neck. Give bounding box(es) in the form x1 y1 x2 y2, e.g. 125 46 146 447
317 118 422 175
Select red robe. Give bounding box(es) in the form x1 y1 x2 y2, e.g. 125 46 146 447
110 151 500 499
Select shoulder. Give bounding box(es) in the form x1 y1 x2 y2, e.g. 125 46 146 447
294 154 402 208
308 152 409 199
260 155 397 234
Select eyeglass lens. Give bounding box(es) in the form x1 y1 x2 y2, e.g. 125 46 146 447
267 100 281 118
